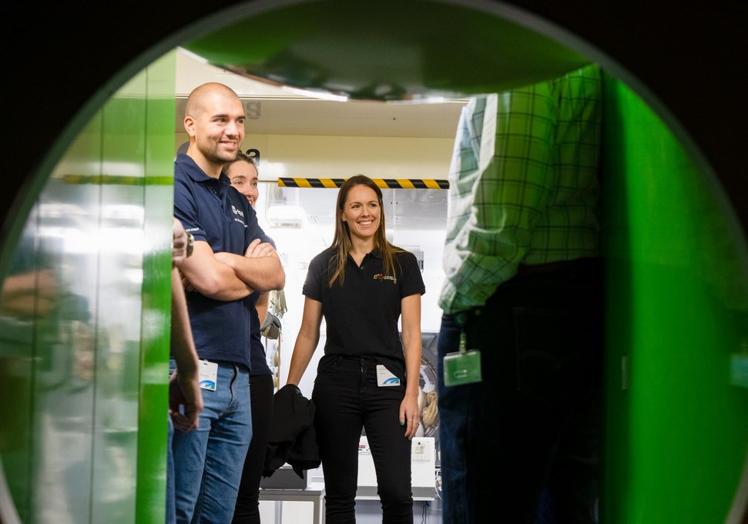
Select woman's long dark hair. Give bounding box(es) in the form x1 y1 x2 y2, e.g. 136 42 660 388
328 175 401 287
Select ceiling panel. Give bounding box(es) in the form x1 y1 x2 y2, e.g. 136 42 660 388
176 48 465 138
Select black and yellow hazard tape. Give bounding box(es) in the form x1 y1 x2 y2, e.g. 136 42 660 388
277 177 346 188
277 177 449 189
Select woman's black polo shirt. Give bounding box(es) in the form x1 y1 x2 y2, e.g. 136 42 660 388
303 247 425 361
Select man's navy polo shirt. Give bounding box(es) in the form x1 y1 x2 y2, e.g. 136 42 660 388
173 153 271 370
302 247 425 362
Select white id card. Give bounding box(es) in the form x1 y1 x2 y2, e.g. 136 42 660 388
199 360 218 391
376 364 401 387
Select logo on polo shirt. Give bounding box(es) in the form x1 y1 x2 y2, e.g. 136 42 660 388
373 273 396 283
231 204 247 227
231 205 245 218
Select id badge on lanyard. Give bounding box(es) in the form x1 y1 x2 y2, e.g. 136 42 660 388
443 313 482 387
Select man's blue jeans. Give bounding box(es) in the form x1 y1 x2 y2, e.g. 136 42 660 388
167 416 176 524
171 362 252 524
438 260 603 524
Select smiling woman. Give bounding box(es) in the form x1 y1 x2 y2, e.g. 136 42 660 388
227 153 260 207
224 151 278 523
340 184 381 253
286 174 426 523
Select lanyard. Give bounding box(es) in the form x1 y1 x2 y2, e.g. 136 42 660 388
443 312 482 387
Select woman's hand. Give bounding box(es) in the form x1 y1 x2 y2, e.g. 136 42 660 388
172 218 189 264
399 391 420 439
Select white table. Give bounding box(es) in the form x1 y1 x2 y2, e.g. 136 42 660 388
258 485 325 524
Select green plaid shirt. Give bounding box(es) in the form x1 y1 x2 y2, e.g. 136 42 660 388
440 64 602 313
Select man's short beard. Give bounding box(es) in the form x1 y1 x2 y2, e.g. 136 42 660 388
204 147 238 165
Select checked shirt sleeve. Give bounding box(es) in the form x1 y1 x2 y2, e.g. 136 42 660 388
440 83 557 313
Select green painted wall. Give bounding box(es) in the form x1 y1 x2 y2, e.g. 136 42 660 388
0 52 175 523
602 75 748 523
137 51 178 524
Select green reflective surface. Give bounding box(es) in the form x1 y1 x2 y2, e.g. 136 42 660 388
185 0 589 100
0 53 175 523
602 74 748 523
91 67 148 524
137 51 176 524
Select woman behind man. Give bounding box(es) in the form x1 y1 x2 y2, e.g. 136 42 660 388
226 153 274 524
287 175 424 523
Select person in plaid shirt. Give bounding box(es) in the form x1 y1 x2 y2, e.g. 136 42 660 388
437 64 604 523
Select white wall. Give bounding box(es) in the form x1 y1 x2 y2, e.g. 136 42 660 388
175 132 454 181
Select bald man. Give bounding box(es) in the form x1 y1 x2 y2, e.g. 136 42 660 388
171 82 285 524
